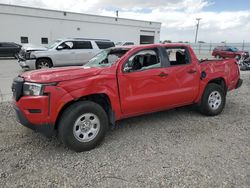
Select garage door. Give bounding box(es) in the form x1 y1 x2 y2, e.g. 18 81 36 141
140 30 155 44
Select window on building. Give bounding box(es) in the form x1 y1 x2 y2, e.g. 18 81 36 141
95 41 115 49
41 37 48 44
74 41 93 49
20 37 28 44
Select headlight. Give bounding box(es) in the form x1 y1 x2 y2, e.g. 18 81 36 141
25 52 36 60
25 52 31 59
23 82 44 96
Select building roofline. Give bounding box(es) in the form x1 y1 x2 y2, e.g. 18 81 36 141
0 3 162 25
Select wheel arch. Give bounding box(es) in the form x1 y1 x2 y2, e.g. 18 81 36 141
207 77 227 94
54 93 115 130
196 77 227 104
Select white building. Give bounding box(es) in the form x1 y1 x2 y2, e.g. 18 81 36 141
0 4 161 46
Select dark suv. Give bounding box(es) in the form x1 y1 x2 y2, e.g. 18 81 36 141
0 42 21 58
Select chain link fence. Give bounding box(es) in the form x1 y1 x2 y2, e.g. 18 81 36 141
188 42 250 59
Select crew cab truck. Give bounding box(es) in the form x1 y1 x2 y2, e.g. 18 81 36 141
12 44 242 152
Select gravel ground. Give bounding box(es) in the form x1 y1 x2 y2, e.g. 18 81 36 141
0 72 250 188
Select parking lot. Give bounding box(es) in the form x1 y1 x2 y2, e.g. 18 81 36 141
0 58 250 187
0 58 22 101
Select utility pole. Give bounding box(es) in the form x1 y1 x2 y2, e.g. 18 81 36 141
195 18 202 43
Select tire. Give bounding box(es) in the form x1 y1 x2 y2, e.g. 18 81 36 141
58 101 108 152
215 55 221 59
199 83 226 116
36 58 53 69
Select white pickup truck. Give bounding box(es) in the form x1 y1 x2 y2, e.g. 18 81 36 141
17 38 115 70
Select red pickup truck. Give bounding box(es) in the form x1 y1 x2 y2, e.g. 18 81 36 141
12 44 242 152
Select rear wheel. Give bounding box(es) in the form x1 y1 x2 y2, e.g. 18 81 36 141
58 101 108 152
36 58 52 69
199 83 226 116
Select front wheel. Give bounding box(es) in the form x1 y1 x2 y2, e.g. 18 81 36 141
36 58 52 69
58 101 108 152
199 83 226 116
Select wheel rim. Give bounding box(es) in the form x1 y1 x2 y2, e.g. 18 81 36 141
208 91 222 110
73 113 100 143
38 61 50 69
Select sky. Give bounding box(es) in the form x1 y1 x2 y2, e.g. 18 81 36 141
0 0 250 43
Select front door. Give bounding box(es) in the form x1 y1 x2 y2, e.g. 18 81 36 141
53 41 76 66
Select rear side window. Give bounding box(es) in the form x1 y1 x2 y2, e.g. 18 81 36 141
165 47 190 66
74 41 93 49
95 41 115 49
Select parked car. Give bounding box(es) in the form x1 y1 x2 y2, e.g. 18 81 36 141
0 42 21 58
12 44 242 152
17 38 115 70
212 46 248 59
116 41 135 46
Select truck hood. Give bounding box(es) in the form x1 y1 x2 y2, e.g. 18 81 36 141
21 66 101 83
21 44 47 52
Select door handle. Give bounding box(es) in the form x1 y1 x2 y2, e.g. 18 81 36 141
158 72 168 77
187 69 197 74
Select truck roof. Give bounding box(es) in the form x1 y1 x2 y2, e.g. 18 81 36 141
112 43 191 50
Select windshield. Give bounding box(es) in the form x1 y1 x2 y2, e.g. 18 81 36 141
46 40 62 49
84 49 129 68
115 42 123 46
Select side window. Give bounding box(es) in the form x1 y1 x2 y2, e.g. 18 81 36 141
74 41 93 49
123 49 161 73
166 47 190 66
95 41 115 49
21 37 28 44
60 41 74 49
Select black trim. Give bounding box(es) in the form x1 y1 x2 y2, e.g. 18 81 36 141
28 109 42 113
14 105 55 137
12 77 24 101
235 79 243 89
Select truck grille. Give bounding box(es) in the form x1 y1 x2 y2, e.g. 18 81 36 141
18 49 26 60
12 77 24 101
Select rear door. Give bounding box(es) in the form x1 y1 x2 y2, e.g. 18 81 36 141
163 47 200 104
223 47 234 58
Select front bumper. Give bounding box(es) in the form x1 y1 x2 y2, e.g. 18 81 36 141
18 59 36 70
17 53 36 70
14 105 55 137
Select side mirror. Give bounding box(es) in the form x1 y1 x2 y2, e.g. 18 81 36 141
57 45 64 50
